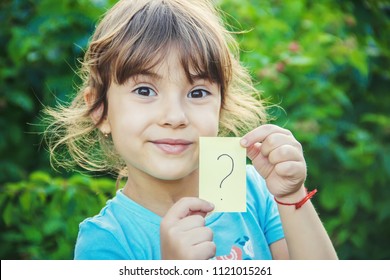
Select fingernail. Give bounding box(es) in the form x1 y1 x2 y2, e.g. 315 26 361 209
240 138 248 147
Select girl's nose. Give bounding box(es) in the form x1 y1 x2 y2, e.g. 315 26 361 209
159 96 189 128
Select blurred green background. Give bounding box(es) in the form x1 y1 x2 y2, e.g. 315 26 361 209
0 0 389 259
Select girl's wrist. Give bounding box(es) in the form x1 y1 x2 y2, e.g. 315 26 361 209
274 186 317 209
274 186 306 203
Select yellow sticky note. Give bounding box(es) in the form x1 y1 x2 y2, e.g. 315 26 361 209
199 137 246 212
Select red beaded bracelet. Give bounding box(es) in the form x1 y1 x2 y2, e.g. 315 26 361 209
274 189 318 209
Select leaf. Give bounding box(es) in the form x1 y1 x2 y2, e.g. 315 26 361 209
2 203 14 226
340 198 356 221
29 171 51 184
287 56 314 66
19 192 32 212
336 229 349 245
319 185 338 210
350 49 368 77
6 90 35 112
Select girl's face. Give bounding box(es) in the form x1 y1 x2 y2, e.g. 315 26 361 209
104 50 221 181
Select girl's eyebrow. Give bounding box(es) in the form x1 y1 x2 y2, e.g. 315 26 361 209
191 74 213 83
130 69 215 85
134 71 163 81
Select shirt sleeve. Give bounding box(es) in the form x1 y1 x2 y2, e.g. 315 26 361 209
74 220 131 260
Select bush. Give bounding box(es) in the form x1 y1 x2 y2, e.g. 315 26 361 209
0 0 114 183
218 0 390 259
0 171 115 259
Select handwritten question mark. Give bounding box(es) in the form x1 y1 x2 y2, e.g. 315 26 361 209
217 154 234 200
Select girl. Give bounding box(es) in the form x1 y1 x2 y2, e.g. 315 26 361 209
46 0 337 260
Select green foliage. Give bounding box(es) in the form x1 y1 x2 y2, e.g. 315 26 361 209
218 0 390 259
0 171 115 259
1 0 389 259
0 0 114 183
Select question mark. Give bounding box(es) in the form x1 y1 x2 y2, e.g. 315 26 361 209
217 154 234 201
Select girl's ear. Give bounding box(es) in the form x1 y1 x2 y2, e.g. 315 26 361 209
84 87 111 135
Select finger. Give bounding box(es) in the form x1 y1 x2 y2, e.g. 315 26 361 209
181 226 214 246
260 133 302 157
268 145 304 165
189 241 216 260
175 214 206 231
247 142 262 160
240 124 291 148
188 210 209 218
250 151 275 179
163 197 214 226
274 161 307 180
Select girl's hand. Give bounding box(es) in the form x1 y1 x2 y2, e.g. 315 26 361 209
240 124 307 199
160 197 216 259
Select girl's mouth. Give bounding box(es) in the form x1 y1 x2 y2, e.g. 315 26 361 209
151 139 193 155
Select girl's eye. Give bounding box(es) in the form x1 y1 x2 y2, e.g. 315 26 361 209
187 89 210 98
133 87 157 97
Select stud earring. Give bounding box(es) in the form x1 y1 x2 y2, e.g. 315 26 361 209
103 132 109 138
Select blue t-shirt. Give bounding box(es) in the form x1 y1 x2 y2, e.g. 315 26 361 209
74 165 284 260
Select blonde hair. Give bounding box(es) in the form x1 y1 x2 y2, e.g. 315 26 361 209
45 0 268 176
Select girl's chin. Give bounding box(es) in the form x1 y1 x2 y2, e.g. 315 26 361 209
146 167 198 182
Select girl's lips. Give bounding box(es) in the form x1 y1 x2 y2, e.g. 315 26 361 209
151 139 193 155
